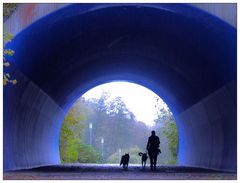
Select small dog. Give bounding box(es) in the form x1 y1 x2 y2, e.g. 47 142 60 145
139 152 148 169
120 153 130 170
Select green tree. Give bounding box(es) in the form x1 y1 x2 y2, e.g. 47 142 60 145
162 121 178 164
59 106 100 163
154 98 178 164
77 141 100 163
3 30 17 86
3 4 17 86
60 92 152 164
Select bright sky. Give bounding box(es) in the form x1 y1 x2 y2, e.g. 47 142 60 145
82 82 168 126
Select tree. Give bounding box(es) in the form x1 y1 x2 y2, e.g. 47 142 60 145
3 3 17 21
59 106 100 163
3 4 18 86
162 121 178 164
3 30 17 86
153 97 178 164
59 91 152 164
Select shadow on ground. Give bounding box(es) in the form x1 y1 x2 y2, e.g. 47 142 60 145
4 164 237 180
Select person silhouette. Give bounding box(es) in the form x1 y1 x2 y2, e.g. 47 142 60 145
146 130 160 171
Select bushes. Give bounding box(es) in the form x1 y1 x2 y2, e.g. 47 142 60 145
60 107 100 164
162 121 178 164
107 146 143 164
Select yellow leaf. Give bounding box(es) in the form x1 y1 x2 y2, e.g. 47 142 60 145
3 62 10 67
12 79 17 85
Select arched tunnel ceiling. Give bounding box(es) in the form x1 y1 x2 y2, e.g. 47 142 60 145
7 4 236 114
4 3 236 35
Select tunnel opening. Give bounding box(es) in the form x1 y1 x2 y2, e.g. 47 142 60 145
59 81 179 166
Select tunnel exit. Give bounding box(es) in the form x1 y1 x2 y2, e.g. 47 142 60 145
59 81 178 166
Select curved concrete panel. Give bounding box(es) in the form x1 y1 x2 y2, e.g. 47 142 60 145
4 4 236 171
4 3 236 36
4 66 65 170
177 81 236 171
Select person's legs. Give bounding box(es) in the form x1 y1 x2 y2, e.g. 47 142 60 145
149 157 153 170
153 155 157 170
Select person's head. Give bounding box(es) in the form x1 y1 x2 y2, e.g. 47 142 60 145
151 130 156 136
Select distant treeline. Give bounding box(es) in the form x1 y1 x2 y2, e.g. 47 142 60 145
60 92 178 164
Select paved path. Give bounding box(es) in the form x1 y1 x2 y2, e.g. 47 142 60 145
4 164 237 180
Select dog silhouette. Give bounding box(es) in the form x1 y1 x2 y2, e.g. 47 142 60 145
120 153 130 170
139 152 148 169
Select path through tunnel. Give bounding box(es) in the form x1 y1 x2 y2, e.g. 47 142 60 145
3 3 236 172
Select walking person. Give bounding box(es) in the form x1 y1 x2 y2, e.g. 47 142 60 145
146 130 160 171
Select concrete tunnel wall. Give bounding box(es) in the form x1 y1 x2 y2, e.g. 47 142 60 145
4 68 65 169
3 4 236 171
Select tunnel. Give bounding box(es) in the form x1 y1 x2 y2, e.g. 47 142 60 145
4 4 236 171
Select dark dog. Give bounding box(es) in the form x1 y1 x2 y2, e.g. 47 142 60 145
120 153 130 170
139 152 148 169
